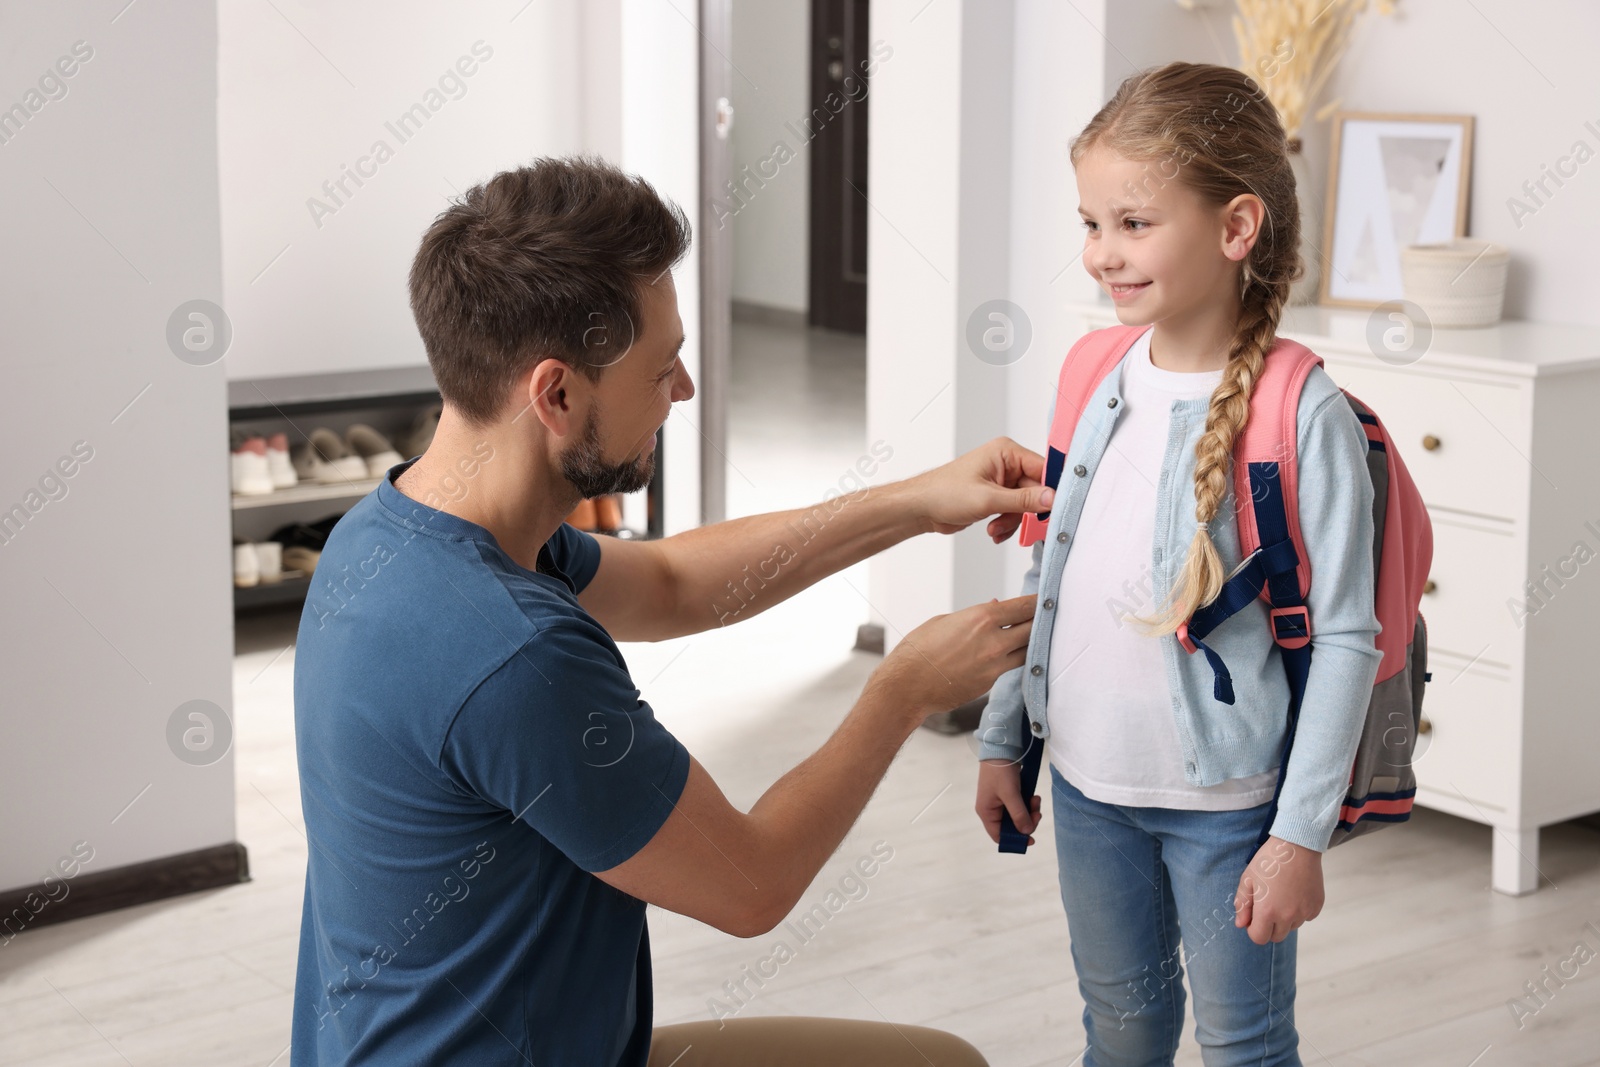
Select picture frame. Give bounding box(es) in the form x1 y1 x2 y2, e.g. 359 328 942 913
1319 111 1474 309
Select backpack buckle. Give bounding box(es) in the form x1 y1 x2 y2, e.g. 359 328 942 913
1176 621 1198 654
1270 606 1311 649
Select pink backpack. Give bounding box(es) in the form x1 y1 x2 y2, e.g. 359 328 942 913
1000 324 1434 856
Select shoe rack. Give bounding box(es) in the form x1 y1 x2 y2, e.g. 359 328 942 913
228 366 663 613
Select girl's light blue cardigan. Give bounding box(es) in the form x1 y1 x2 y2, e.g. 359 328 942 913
976 350 1383 853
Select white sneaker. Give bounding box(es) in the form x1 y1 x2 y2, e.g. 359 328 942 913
231 434 273 496
265 432 298 489
233 541 260 587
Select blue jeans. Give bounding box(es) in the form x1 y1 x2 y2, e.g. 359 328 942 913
1050 764 1301 1067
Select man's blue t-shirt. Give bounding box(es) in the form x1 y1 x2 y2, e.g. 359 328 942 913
290 457 690 1066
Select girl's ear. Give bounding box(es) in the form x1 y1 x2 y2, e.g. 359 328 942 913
1220 193 1266 262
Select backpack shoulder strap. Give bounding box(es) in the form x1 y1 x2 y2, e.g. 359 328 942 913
1184 337 1327 856
1230 336 1323 597
1176 338 1324 705
1018 324 1151 546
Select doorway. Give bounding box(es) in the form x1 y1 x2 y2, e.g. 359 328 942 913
699 0 873 525
807 0 870 334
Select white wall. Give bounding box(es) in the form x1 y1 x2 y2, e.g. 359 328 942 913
727 0 811 314
621 0 703 535
0 0 236 888
217 0 586 380
863 0 1020 648
997 0 1113 597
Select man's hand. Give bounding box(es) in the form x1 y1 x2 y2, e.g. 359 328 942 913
1233 835 1325 945
868 594 1036 725
908 437 1054 542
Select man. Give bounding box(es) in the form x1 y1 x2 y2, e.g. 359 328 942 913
290 156 1051 1066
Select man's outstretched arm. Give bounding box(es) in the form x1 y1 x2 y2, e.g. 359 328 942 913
578 437 1053 642
594 593 1036 936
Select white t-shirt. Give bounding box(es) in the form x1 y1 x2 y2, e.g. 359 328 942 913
1045 329 1279 809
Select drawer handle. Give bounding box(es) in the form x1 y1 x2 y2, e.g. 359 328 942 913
1418 717 1432 735
1423 579 1437 595
1422 434 1441 451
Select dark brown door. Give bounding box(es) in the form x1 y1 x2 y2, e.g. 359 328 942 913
808 0 870 334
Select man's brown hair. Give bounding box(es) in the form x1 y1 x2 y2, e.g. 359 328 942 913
408 155 692 425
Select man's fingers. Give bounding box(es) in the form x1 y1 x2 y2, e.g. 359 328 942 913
992 594 1039 627
988 514 1022 542
995 486 1054 516
993 438 1046 484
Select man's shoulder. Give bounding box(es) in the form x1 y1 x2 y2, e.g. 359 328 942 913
468 611 625 706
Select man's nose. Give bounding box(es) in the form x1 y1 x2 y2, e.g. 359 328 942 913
672 366 695 404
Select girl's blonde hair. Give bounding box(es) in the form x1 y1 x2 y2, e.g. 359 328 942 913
1069 61 1303 637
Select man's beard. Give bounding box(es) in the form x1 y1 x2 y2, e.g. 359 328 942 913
559 409 656 498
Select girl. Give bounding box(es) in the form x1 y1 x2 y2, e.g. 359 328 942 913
974 62 1382 1066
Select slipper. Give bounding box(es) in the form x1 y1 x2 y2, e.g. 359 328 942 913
400 403 442 459
268 513 342 552
292 428 370 484
345 423 404 478
281 545 321 575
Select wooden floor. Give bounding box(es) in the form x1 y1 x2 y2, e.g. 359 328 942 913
3 322 1598 1065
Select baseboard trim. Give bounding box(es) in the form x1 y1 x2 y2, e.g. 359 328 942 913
731 300 808 329
0 842 250 937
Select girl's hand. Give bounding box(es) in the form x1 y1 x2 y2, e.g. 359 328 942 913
1233 835 1325 945
975 758 1041 846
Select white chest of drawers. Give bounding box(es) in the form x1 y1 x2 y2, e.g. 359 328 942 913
1073 300 1600 895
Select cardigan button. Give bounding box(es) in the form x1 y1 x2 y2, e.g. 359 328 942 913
1030 665 1043 677
1057 531 1068 543
1108 397 1119 408
1043 599 1055 610
1073 464 1087 477
1030 721 1045 736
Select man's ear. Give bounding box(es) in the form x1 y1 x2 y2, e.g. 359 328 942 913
522 358 580 437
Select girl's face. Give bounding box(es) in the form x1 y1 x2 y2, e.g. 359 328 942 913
1076 145 1256 327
